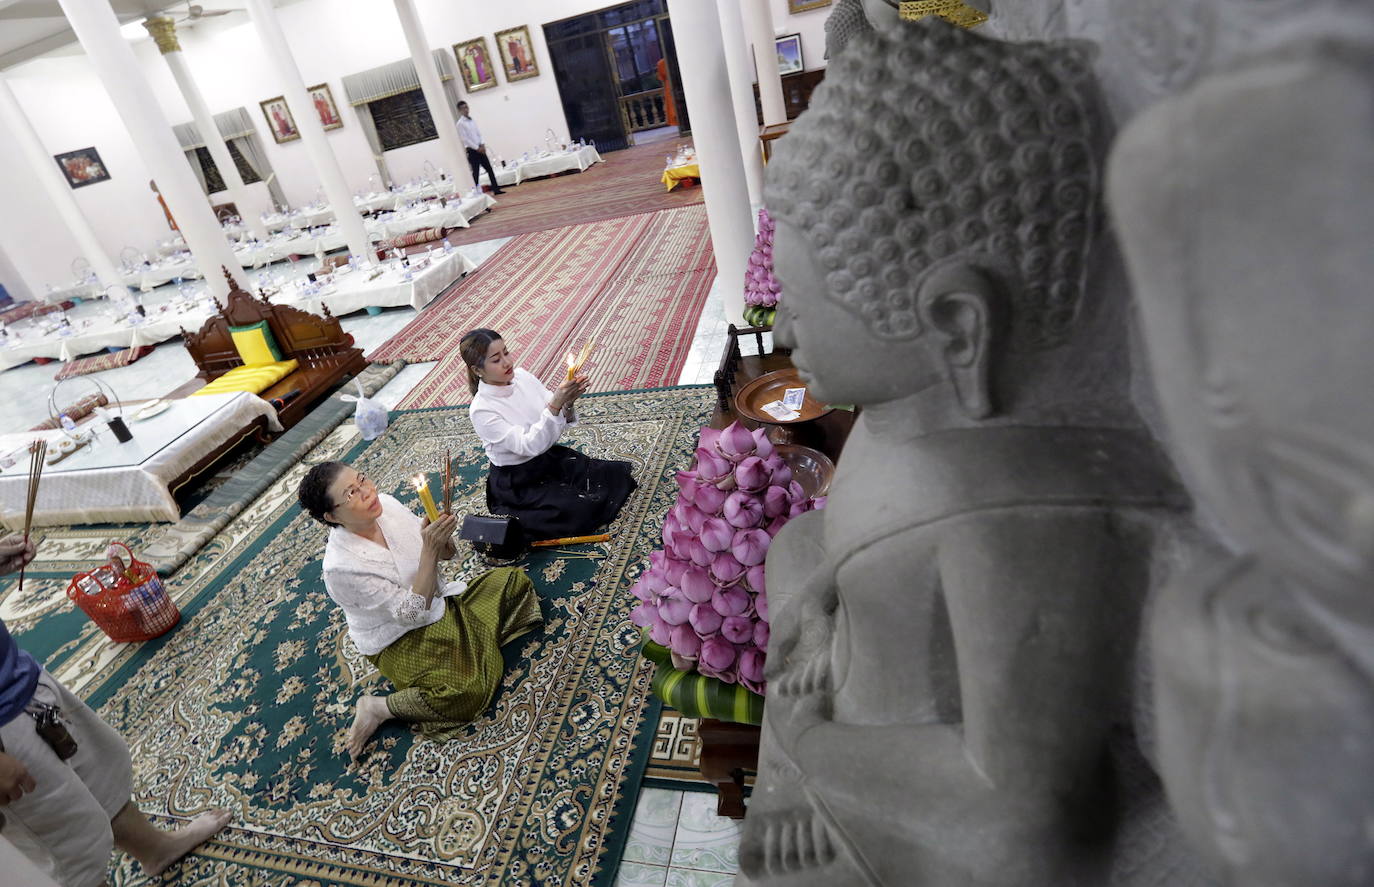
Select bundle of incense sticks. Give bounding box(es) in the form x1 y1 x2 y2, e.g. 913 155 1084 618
18 439 47 591
565 341 596 381
530 533 611 548
441 449 453 514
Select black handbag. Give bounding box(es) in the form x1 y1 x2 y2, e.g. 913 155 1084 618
459 514 526 560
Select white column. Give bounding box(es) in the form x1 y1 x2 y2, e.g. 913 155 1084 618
667 0 753 325
0 243 34 303
54 0 250 301
245 0 373 264
393 0 476 193
0 76 125 293
742 0 787 126
716 0 765 209
145 17 267 240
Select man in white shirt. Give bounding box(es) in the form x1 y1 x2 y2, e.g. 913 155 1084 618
455 102 506 195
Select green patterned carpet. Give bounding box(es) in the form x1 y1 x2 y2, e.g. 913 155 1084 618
9 386 713 886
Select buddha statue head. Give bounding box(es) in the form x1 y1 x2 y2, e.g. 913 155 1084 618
768 18 1118 424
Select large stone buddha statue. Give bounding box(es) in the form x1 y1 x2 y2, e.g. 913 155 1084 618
739 19 1196 886
1109 34 1374 886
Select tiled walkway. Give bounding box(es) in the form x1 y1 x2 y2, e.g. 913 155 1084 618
617 789 741 886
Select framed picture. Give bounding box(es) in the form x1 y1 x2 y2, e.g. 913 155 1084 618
775 34 804 75
54 147 110 189
453 37 498 92
307 83 343 131
259 96 300 144
495 25 539 82
788 0 832 11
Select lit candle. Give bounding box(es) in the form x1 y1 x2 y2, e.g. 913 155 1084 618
413 473 439 521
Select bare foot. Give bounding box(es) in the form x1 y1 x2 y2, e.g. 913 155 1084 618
347 694 391 761
141 808 232 876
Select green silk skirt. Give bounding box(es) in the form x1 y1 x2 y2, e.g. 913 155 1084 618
367 566 542 740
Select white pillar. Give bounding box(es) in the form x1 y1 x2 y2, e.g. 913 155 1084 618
716 0 765 209
54 0 250 300
0 77 124 292
393 0 475 193
145 17 267 240
667 0 753 325
245 0 373 264
0 242 34 303
742 0 787 127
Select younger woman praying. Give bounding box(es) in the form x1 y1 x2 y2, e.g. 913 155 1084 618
460 328 637 539
298 461 543 760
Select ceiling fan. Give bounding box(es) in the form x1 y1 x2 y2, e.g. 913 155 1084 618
172 2 236 24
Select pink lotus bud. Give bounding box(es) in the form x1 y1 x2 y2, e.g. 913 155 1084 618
732 528 771 567
723 491 764 528
788 500 810 519
755 590 769 622
675 503 708 535
733 457 769 493
630 603 654 627
664 557 687 585
750 428 775 460
764 516 788 538
670 650 696 671
676 472 697 503
693 482 727 514
700 517 734 552
762 485 790 519
687 538 714 567
648 549 666 571
698 426 722 453
658 595 692 626
811 496 827 511
709 552 746 586
630 579 654 602
670 623 701 660
746 565 767 594
714 472 737 492
764 455 792 487
738 646 766 689
699 636 738 672
639 567 667 596
695 448 732 483
717 422 756 462
712 585 750 617
650 618 671 646
754 620 770 649
665 529 690 561
680 566 715 603
787 480 806 502
721 614 754 644
690 603 723 635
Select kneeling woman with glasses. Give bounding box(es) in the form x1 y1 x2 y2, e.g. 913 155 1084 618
297 461 543 760
460 328 637 540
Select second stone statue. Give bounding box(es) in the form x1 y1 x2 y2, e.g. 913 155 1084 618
739 18 1197 887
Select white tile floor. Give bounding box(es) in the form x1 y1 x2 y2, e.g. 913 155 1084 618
0 234 746 881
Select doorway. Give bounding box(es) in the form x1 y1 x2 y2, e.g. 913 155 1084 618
544 0 688 153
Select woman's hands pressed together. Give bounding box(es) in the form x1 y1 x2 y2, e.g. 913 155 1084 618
420 512 458 561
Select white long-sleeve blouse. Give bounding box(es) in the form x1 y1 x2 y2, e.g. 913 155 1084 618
468 367 571 467
321 493 466 655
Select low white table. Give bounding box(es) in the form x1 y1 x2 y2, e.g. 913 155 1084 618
271 247 475 316
0 392 283 527
482 146 603 187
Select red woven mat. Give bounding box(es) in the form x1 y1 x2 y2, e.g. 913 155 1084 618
395 204 714 409
53 345 155 381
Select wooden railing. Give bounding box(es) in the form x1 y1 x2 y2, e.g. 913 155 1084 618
618 88 668 132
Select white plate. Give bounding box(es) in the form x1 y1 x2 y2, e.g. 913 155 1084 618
134 400 171 421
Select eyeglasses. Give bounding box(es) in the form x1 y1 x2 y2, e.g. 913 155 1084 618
335 472 373 507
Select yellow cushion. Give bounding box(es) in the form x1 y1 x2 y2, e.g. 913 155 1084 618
229 321 284 366
192 359 298 396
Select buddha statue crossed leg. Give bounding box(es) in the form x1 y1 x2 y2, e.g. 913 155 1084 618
739 19 1190 886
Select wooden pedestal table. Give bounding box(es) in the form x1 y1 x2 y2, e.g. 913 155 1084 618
697 718 761 819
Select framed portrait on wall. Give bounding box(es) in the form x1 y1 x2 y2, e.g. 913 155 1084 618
453 37 499 92
788 0 832 11
307 83 343 131
775 34 804 75
259 96 300 144
54 147 111 189
495 25 539 82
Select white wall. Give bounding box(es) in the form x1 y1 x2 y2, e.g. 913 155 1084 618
0 0 835 297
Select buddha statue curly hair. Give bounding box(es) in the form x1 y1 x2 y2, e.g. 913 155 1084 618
766 17 1103 351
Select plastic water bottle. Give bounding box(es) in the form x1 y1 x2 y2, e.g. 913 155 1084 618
59 413 77 436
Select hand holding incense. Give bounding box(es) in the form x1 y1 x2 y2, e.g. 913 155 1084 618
413 473 440 522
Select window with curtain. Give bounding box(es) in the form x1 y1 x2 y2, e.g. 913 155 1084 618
193 142 263 194
368 88 438 152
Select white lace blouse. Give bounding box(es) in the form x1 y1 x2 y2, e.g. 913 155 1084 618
322 493 466 655
469 367 572 467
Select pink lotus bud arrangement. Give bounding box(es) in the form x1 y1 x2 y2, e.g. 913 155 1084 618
628 421 824 694
743 208 781 310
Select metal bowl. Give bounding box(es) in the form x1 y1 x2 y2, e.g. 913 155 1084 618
734 368 833 426
774 443 835 499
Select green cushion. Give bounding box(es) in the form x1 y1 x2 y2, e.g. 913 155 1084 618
229 320 284 366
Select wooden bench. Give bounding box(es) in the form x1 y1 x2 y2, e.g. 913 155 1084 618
176 268 367 431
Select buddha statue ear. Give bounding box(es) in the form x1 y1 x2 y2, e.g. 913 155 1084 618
917 264 1001 420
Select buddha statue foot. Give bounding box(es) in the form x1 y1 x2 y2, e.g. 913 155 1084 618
739 807 844 882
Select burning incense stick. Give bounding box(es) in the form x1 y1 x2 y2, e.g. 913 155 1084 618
565 341 596 381
18 439 47 591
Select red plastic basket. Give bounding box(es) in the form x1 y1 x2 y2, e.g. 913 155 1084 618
65 542 180 643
